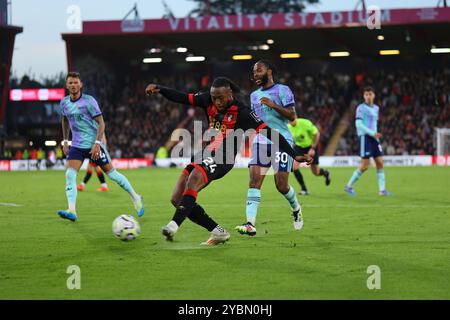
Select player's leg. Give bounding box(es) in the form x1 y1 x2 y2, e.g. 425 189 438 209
170 170 216 232
274 171 303 230
163 168 214 239
346 158 370 196
292 160 308 195
102 162 144 217
374 156 391 196
166 168 206 231
164 162 230 245
346 135 370 196
170 169 189 207
237 142 269 235
310 164 331 186
91 143 143 215
95 165 108 192
77 162 94 191
57 147 84 221
309 148 330 186
235 165 267 236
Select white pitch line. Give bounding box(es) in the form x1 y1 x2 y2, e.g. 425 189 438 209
303 204 450 208
85 203 450 209
0 203 23 207
20 203 450 209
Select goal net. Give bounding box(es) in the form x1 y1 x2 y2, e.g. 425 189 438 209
435 128 450 161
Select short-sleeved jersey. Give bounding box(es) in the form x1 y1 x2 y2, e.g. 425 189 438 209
250 84 295 145
355 103 379 137
288 118 318 148
60 94 102 149
188 91 267 163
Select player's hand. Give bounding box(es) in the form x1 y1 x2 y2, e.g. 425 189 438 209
63 142 69 156
145 84 160 95
308 148 316 158
260 97 276 109
375 132 382 139
295 154 313 165
90 143 101 160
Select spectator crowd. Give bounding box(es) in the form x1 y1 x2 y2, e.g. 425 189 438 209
2 58 449 160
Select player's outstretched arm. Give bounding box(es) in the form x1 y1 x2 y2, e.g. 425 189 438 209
145 83 191 105
260 126 312 165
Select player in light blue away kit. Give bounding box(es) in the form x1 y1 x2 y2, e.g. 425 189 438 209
345 86 391 196
236 60 304 236
57 72 144 221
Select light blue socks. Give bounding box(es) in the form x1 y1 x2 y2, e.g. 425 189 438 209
107 169 138 199
65 168 78 212
347 169 363 187
246 188 261 225
377 169 386 192
283 186 300 211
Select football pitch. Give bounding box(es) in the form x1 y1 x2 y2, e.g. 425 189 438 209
0 167 449 300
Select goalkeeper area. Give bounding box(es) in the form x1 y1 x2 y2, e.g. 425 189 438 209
0 167 449 299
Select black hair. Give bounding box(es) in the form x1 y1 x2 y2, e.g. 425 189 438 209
211 77 241 93
363 86 375 93
255 59 277 76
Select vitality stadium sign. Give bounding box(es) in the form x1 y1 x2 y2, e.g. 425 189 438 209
82 7 450 34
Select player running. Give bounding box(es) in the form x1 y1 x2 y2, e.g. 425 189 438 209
345 86 391 196
288 117 331 195
145 77 311 245
77 134 109 192
57 72 144 221
236 60 303 237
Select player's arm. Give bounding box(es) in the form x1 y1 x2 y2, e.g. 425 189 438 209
308 123 320 157
311 131 320 149
90 115 105 160
261 86 296 121
86 97 105 160
61 116 70 155
240 109 311 164
355 106 382 139
260 97 296 121
261 127 311 163
355 119 381 138
145 84 209 108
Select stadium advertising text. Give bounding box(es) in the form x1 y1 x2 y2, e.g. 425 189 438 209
84 8 450 35
166 10 390 32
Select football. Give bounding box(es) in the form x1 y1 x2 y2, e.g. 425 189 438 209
112 214 141 241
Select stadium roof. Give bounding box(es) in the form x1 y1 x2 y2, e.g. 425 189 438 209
62 7 450 67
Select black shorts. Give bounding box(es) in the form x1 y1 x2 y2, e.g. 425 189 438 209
294 145 319 165
183 156 234 185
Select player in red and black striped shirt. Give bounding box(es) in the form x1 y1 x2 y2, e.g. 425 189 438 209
146 77 311 245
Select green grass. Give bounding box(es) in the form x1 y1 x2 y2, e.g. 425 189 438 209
0 167 449 299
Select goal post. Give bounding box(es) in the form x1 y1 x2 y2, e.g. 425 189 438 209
435 128 450 158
